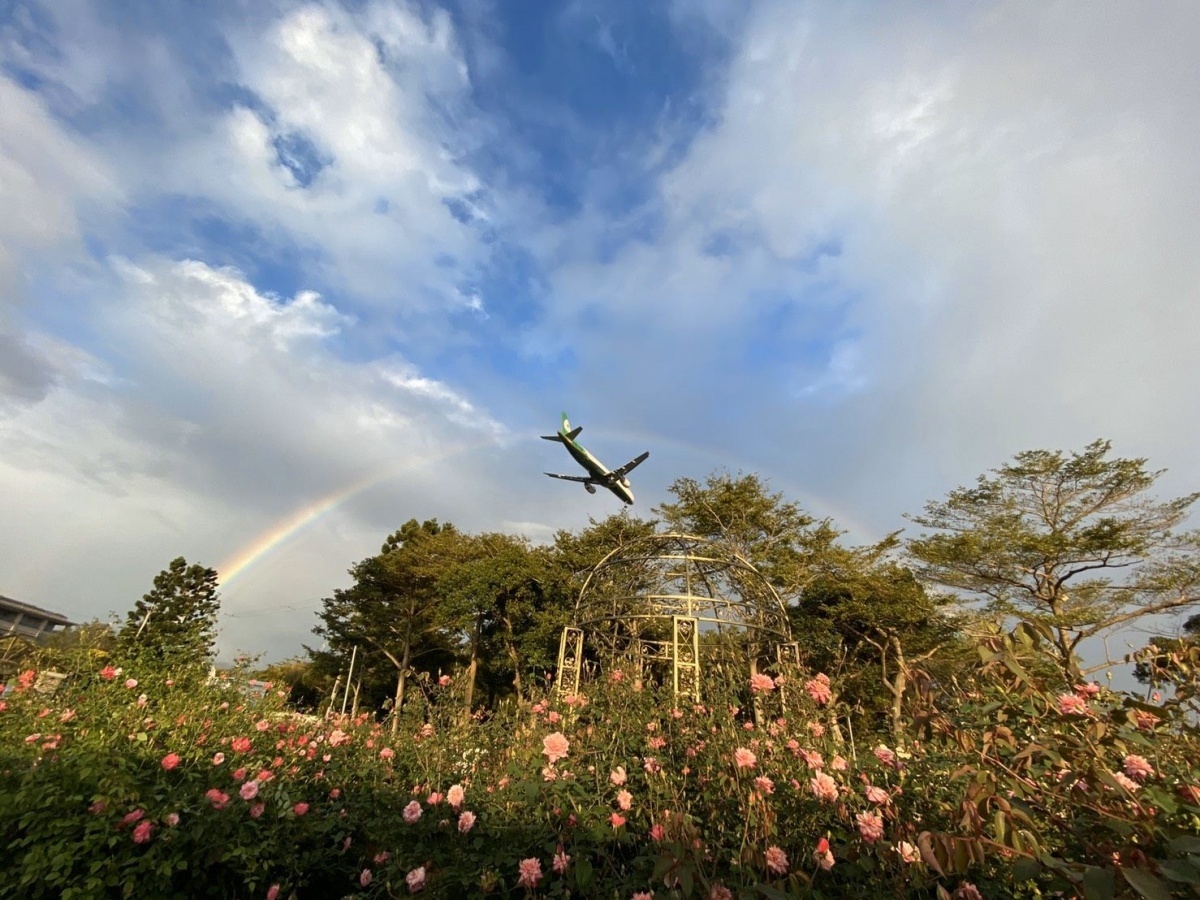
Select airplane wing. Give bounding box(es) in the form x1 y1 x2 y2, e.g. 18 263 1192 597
612 451 649 478
545 472 595 483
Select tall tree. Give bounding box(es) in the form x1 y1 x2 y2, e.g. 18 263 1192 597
907 440 1200 681
550 511 659 593
439 534 566 706
117 557 220 670
312 519 467 723
654 471 842 601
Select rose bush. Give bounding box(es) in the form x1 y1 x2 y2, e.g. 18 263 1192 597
2 627 1198 899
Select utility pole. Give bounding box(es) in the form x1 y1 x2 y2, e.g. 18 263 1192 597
340 646 358 716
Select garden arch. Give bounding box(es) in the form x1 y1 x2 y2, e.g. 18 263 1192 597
554 533 801 703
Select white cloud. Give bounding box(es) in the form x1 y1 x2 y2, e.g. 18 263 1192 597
155 2 493 310
542 1 1200 529
0 256 519 656
0 75 120 403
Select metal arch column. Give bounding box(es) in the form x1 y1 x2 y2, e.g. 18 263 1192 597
776 641 802 713
672 616 701 702
555 627 584 699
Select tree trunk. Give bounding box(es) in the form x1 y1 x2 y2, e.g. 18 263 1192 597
465 614 482 710
889 635 908 738
501 615 523 702
390 631 413 735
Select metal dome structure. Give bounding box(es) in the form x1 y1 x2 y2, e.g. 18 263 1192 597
555 533 800 702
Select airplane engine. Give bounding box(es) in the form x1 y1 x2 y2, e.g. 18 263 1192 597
585 483 596 494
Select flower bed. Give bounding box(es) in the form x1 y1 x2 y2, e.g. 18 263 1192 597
2 654 1198 898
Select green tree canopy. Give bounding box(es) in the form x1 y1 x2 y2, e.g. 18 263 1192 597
311 519 468 722
793 536 968 735
438 533 566 706
654 471 842 601
116 557 220 671
906 439 1200 681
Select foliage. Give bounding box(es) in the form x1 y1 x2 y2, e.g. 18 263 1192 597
907 440 1200 682
792 539 969 736
1131 614 1200 715
654 471 843 601
437 533 566 707
116 558 221 672
3 622 1198 899
311 519 468 717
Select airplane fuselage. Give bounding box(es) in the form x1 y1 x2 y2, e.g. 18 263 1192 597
563 436 635 504
543 413 646 505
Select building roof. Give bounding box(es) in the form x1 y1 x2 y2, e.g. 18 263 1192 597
0 594 75 627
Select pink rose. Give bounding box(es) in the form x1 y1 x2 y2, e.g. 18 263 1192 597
518 857 543 889
1057 693 1090 716
1123 754 1155 782
206 789 230 810
161 753 181 771
765 845 789 875
542 732 569 765
856 810 884 843
610 766 627 786
810 772 838 803
406 866 426 893
403 800 422 824
734 747 756 769
132 820 153 844
750 673 776 693
805 673 833 706
813 836 835 871
457 810 476 833
239 780 259 801
447 784 465 808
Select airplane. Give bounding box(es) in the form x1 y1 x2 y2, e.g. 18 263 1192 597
542 412 649 505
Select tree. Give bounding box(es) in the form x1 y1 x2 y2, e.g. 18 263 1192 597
654 470 843 602
117 557 220 671
549 511 659 593
793 537 968 736
439 534 566 707
312 519 467 724
907 439 1200 682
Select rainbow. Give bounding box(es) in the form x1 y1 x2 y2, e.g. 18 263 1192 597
216 425 878 592
216 444 479 590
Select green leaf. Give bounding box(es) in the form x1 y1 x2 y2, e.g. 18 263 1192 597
1081 865 1115 900
1120 868 1174 900
1155 858 1200 884
1168 835 1200 855
574 857 593 889
1011 857 1042 881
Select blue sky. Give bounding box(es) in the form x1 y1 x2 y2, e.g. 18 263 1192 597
3 0 1199 663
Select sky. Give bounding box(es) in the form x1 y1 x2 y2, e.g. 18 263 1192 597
2 0 1199 666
